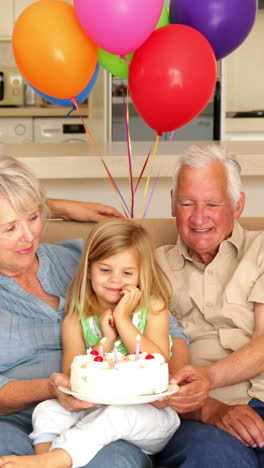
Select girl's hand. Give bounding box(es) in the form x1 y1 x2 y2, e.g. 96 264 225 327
113 285 141 319
99 308 118 343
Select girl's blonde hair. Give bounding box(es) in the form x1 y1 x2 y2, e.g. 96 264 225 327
65 218 172 317
0 154 48 218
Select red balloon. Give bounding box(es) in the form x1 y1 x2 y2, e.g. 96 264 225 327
128 25 217 134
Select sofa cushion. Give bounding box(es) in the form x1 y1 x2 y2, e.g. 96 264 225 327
40 218 264 248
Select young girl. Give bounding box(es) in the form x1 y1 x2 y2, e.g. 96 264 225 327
1 219 180 468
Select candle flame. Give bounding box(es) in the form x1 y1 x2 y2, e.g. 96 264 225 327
100 337 107 344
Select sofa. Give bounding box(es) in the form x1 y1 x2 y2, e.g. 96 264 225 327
41 217 264 246
40 217 264 466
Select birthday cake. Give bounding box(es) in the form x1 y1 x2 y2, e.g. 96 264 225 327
70 350 169 398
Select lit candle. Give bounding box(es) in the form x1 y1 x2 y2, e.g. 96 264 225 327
135 334 141 360
99 337 107 359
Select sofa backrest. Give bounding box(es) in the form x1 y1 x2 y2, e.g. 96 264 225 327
41 218 264 248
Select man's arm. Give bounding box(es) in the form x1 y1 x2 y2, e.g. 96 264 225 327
206 335 264 390
47 199 123 221
167 335 264 416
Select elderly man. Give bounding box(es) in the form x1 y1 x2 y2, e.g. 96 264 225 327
155 144 264 468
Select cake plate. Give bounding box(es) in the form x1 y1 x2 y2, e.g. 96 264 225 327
58 383 179 405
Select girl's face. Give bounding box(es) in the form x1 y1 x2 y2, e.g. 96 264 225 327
90 247 140 309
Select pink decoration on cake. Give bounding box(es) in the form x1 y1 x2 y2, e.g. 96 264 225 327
135 334 141 361
99 337 107 359
113 340 120 365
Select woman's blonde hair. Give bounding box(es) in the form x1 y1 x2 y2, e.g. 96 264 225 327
65 218 172 318
0 154 48 218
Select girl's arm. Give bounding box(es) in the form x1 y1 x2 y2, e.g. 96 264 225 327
114 293 170 361
169 337 190 375
61 314 86 376
253 302 264 338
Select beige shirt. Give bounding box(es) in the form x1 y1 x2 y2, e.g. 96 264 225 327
157 221 264 405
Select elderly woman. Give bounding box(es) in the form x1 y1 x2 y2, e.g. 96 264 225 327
0 154 152 468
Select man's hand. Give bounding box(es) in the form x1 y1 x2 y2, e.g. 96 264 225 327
47 199 123 221
207 402 264 448
153 365 211 413
48 373 96 412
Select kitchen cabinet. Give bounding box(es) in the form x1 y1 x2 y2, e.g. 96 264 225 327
224 118 264 141
0 0 33 39
0 117 33 143
222 10 264 140
0 0 14 39
14 0 35 22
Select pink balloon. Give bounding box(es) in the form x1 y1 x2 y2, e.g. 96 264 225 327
73 0 163 55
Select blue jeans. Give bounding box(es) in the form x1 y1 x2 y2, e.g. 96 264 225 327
155 398 264 468
0 420 152 468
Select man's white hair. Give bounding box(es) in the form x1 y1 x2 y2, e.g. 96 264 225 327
172 144 242 206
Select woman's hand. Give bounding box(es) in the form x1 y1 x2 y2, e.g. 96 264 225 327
48 373 96 412
99 309 118 344
113 285 141 319
47 199 123 221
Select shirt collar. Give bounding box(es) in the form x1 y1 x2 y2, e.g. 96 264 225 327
221 220 244 253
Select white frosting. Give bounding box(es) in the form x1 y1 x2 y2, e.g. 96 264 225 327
70 351 169 397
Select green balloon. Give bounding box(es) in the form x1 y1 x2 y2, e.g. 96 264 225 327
155 3 170 29
98 2 170 79
98 49 133 79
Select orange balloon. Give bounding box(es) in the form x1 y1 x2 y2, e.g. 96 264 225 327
12 0 98 99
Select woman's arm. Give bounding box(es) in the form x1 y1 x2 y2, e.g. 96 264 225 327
0 379 54 416
47 199 123 221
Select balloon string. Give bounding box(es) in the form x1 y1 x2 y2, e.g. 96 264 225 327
100 158 131 218
169 130 175 141
134 151 151 194
121 82 134 218
65 105 75 118
137 132 159 218
70 98 97 148
142 173 160 218
143 132 159 200
70 98 129 218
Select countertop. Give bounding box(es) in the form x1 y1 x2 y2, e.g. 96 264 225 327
0 141 264 179
0 106 88 118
